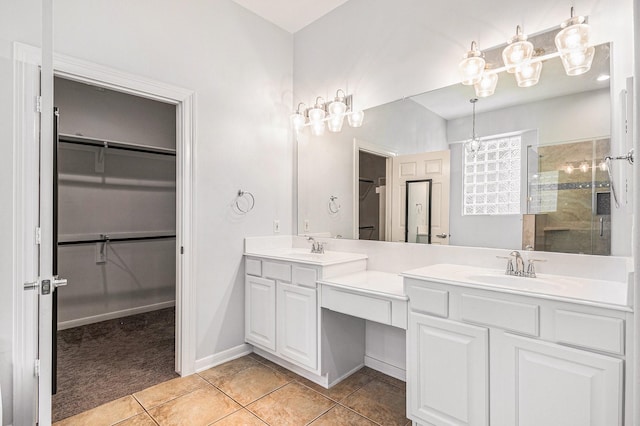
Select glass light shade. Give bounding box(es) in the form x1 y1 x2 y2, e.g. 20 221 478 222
328 99 347 116
328 115 345 132
564 164 574 174
555 22 591 53
474 72 498 98
502 40 533 73
348 110 365 127
311 120 326 136
459 56 485 85
559 46 595 76
290 113 306 132
308 107 326 123
514 61 543 88
465 137 481 156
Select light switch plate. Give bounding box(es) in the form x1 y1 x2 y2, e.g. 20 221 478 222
273 219 280 233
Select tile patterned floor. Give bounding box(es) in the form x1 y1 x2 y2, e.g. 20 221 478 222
53 354 409 426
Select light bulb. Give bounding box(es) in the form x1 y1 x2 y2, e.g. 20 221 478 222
599 161 607 171
308 107 325 124
559 46 595 76
311 121 325 136
290 113 306 132
565 164 574 174
348 110 365 127
474 72 498 97
514 61 543 87
328 115 345 132
328 99 347 116
579 162 589 173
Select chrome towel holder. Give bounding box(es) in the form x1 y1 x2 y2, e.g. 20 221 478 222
235 190 255 214
328 195 341 214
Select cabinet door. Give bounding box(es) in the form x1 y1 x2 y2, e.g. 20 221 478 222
492 332 623 426
408 313 489 426
245 275 276 351
277 282 317 370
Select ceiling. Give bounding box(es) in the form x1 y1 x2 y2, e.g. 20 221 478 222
232 0 350 33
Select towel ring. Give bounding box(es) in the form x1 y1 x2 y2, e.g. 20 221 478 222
328 195 340 214
236 190 255 214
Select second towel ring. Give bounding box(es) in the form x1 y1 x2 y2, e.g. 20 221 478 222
328 195 341 214
236 190 255 214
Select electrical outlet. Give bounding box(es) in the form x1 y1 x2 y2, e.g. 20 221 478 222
304 219 310 232
273 219 280 233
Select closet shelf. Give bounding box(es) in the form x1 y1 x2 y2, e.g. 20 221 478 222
59 133 176 156
58 231 176 246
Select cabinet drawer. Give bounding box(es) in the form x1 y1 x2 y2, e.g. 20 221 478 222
293 265 318 288
555 310 624 355
245 258 262 276
263 261 292 282
322 286 391 325
406 283 448 318
461 294 539 336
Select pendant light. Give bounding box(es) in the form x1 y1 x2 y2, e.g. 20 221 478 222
555 7 594 76
502 26 533 73
459 41 485 86
466 98 481 156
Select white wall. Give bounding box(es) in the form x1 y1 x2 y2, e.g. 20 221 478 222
0 1 42 423
52 0 294 364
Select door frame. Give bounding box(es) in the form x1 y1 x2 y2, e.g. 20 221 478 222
353 139 395 241
12 42 196 424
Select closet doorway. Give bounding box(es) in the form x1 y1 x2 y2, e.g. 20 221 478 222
52 77 179 422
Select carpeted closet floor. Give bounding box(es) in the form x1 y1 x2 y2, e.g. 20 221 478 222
52 307 178 423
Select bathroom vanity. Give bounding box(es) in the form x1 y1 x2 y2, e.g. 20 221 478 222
244 237 634 425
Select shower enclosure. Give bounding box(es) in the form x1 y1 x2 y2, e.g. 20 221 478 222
526 138 611 255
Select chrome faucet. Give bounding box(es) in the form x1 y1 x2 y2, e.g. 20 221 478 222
307 236 325 254
497 250 546 278
510 250 525 276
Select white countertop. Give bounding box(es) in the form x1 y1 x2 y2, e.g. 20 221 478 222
319 270 407 300
402 263 630 310
244 247 368 266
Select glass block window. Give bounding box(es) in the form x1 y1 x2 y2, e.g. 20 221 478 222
463 136 521 215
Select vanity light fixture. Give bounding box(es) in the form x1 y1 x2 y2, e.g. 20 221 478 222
290 90 364 135
459 41 485 86
555 7 594 76
460 9 596 96
466 98 481 156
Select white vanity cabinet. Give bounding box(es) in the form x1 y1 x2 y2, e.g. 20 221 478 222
244 252 367 382
405 276 631 426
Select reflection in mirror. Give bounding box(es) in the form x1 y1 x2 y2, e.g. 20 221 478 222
297 43 612 253
406 180 432 244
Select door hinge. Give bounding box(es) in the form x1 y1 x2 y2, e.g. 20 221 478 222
35 227 42 245
34 359 40 377
180 246 184 254
35 95 42 113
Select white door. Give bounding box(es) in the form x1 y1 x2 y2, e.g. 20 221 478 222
391 150 450 244
245 276 277 351
408 313 489 426
491 332 623 426
277 283 317 370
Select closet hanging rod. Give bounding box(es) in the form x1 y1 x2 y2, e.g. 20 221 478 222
59 133 177 156
58 234 176 246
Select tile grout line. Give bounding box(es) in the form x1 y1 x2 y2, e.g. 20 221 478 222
336 401 384 426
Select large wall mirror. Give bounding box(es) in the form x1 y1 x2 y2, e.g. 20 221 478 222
297 42 613 254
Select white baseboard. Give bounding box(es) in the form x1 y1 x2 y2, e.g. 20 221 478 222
328 362 365 388
195 344 253 372
57 301 176 330
364 355 406 382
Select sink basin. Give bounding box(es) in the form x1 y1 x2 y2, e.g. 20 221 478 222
402 263 629 307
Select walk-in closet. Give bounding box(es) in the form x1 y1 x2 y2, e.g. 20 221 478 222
52 77 178 422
